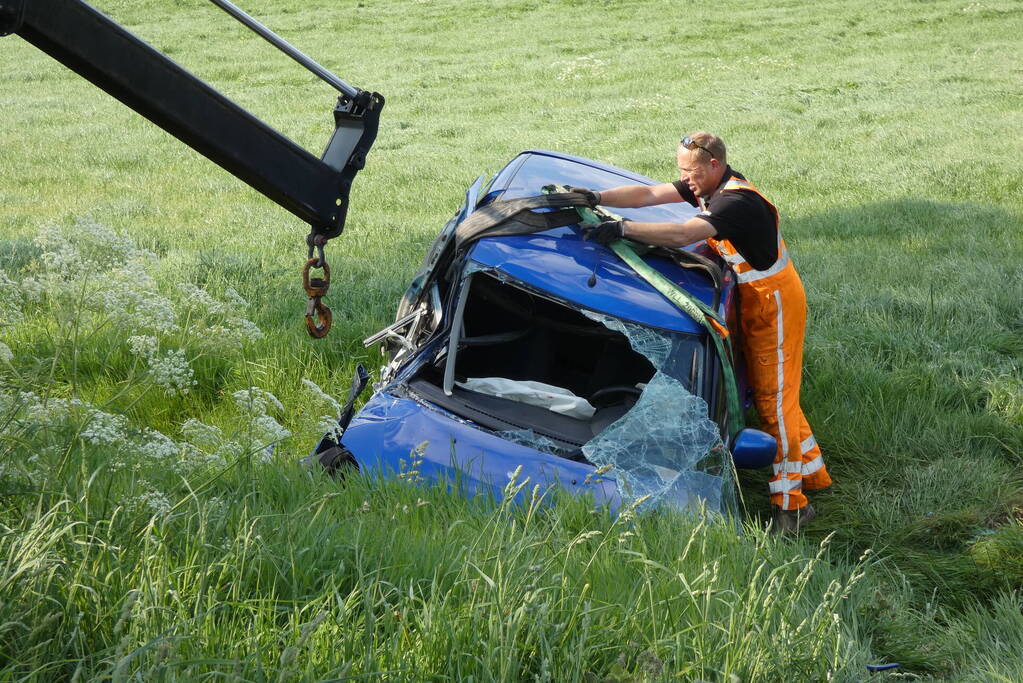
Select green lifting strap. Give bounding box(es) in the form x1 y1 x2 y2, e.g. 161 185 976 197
552 190 745 437
609 240 744 437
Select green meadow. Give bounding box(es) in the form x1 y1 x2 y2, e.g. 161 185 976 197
1 0 1021 679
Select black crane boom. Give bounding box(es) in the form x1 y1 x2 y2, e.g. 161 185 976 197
0 0 383 239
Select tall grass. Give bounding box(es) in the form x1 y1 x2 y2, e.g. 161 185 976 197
1 221 879 679
0 456 878 679
2 0 1022 678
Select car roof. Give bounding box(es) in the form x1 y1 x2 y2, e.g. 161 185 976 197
466 150 715 335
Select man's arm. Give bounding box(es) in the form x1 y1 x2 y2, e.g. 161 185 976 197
599 182 687 208
582 181 716 247
621 216 717 248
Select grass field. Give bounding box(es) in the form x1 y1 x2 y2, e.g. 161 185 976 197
1 0 1022 679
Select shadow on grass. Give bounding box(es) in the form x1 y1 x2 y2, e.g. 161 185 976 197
735 199 1023 605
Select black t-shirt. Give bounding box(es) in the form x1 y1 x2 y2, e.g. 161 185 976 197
672 167 779 271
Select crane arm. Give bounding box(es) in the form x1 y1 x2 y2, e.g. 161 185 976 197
0 0 383 240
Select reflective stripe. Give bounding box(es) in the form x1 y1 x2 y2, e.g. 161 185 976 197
770 478 803 493
735 249 790 283
722 232 789 285
773 459 802 475
774 289 789 508
721 250 746 266
800 435 818 454
802 455 825 476
711 240 745 264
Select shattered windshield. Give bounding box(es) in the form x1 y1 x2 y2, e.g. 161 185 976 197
581 312 736 517
599 319 706 394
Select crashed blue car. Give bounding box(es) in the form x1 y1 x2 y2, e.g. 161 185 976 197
310 150 777 514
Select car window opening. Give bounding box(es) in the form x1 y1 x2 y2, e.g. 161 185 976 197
406 272 705 460
458 274 655 399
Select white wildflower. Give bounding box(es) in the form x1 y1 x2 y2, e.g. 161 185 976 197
147 349 196 395
304 378 345 441
177 442 227 473
0 342 12 363
302 378 343 414
30 220 177 336
177 283 229 316
133 488 172 516
201 326 230 345
251 414 291 444
133 294 178 335
192 451 228 472
204 319 263 346
107 454 128 472
35 219 154 276
179 419 223 449
213 440 244 462
233 318 263 343
33 221 114 284
17 392 47 423
18 392 66 424
232 387 284 416
80 410 129 446
20 276 43 303
170 439 236 473
175 283 261 348
316 415 345 443
32 224 72 265
95 288 131 324
127 335 158 359
136 429 180 462
223 287 248 308
253 443 275 464
110 260 157 290
0 271 23 326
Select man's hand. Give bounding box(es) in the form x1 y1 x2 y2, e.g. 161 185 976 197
569 186 601 207
583 220 625 246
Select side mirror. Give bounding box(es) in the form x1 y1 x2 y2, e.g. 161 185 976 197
731 428 777 469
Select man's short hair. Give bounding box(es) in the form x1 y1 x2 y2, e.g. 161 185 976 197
683 131 727 165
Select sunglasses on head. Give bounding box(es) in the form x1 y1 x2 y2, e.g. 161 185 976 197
680 136 715 158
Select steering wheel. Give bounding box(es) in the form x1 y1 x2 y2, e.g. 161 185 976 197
589 385 643 409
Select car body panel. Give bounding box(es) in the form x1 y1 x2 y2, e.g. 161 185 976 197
342 390 621 506
468 234 715 335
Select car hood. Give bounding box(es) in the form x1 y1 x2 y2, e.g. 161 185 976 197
467 150 715 335
468 233 714 335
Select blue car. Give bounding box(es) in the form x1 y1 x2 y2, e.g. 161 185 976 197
309 150 777 514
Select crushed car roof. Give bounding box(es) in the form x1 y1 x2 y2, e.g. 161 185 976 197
467 150 716 335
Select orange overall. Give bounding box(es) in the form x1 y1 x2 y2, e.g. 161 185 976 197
706 179 832 510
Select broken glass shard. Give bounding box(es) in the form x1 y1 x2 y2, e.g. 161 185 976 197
581 311 736 517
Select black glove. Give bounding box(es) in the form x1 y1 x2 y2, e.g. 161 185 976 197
583 220 625 246
569 186 601 207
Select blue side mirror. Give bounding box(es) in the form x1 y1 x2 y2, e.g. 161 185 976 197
731 428 777 469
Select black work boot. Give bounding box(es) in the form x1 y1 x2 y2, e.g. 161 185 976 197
770 503 817 535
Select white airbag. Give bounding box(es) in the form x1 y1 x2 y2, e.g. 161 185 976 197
456 377 596 419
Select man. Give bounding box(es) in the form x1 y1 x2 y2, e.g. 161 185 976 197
573 131 831 533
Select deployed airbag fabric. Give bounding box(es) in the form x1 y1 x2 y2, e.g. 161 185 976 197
457 377 596 419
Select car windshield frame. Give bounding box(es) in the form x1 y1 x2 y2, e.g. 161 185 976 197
439 269 710 404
